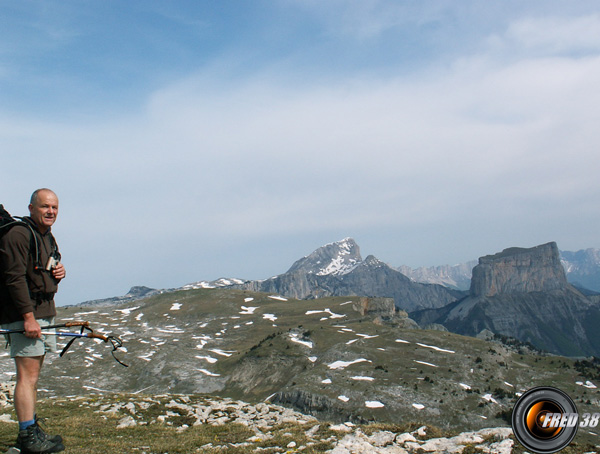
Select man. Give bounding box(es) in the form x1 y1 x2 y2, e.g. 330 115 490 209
0 189 66 453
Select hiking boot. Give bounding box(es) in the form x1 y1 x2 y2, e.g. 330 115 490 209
16 418 63 449
35 417 63 445
16 423 65 453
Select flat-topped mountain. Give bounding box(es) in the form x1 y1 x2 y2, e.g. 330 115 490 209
470 242 568 297
412 242 600 357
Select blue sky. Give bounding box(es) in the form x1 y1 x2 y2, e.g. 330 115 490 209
2 1 600 305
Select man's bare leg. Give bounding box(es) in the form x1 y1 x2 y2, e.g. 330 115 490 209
14 355 44 424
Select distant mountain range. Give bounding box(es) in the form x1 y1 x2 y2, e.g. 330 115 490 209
561 248 600 293
76 237 600 357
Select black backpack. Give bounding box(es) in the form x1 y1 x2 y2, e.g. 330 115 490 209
0 204 25 238
0 204 49 272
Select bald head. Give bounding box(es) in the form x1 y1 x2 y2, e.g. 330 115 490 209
30 188 58 206
28 189 59 232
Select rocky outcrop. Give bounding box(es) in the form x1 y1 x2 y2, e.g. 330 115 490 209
104 395 515 453
412 242 600 357
0 382 15 407
352 297 396 317
272 389 359 423
329 426 514 454
470 242 567 297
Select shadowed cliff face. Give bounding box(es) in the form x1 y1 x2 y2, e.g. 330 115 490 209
470 242 568 297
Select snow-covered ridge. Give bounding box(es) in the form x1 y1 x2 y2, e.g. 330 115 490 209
315 253 360 276
310 237 362 276
182 277 247 290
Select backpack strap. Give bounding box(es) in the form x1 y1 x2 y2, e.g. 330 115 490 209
14 217 43 271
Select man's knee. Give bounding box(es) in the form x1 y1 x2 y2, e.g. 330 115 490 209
15 356 44 383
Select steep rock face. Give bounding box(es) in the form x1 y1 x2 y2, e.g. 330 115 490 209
411 242 600 357
272 390 357 423
470 242 567 297
352 297 396 317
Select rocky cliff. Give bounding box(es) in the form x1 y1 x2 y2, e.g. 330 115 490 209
351 297 396 317
412 242 600 357
470 242 567 297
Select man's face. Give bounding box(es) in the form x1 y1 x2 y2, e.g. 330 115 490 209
29 190 59 232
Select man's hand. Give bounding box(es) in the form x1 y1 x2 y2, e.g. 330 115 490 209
52 262 66 280
23 313 41 339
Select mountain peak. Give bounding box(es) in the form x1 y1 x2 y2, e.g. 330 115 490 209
286 237 362 276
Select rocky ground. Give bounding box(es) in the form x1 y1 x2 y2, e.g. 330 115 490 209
99 394 515 453
0 389 518 453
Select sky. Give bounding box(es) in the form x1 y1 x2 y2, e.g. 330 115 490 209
1 0 600 306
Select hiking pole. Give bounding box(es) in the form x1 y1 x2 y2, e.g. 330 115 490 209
57 328 128 368
0 322 128 367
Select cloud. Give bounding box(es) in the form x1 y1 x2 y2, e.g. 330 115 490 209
116 37 599 240
4 12 600 240
2 4 600 303
503 14 600 55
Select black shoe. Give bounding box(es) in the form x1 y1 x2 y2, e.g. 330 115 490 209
16 423 65 453
34 417 63 445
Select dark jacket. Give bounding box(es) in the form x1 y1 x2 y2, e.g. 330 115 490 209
0 217 59 324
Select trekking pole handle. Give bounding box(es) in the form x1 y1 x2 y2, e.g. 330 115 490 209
40 321 90 330
52 331 108 341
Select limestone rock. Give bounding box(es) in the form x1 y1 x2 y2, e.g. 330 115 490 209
470 242 568 297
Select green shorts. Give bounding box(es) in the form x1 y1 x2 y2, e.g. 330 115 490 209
2 317 57 357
